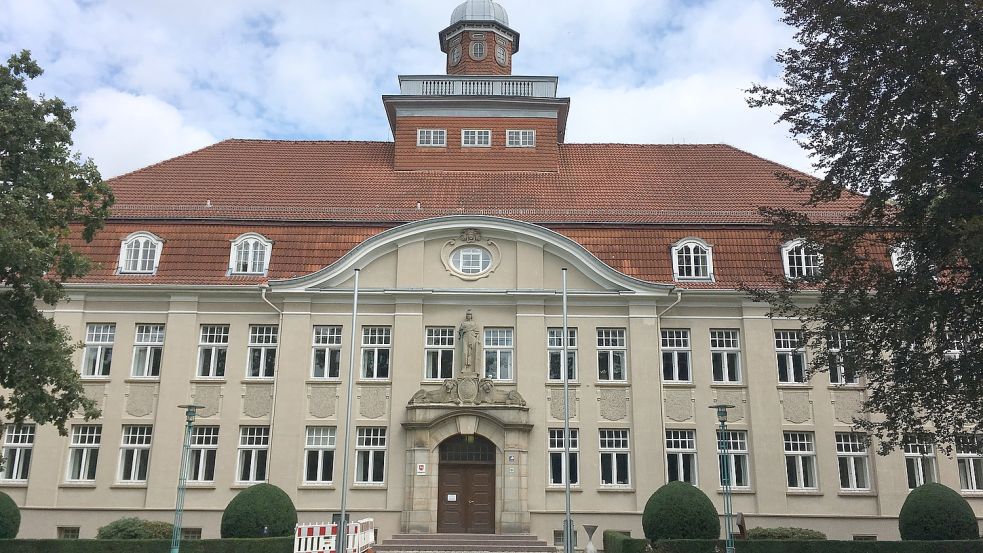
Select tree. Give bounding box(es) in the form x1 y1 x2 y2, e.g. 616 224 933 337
747 1 982 451
0 51 113 435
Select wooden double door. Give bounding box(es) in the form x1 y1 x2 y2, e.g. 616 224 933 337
437 435 496 534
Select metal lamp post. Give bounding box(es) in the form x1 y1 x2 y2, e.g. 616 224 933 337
171 404 204 553
709 404 736 553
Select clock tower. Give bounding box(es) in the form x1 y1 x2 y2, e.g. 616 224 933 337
439 0 518 75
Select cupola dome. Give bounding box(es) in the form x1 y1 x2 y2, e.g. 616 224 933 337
450 0 509 27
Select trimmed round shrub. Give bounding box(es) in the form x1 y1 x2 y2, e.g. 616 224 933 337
747 527 826 540
221 483 298 538
96 517 173 539
899 482 979 540
0 490 20 539
642 481 720 540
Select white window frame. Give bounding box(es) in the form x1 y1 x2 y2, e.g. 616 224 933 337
470 41 486 60
828 331 859 385
425 327 455 380
237 426 270 483
710 330 742 383
1 424 35 481
118 231 163 274
361 326 392 380
247 325 278 379
355 427 387 484
450 246 492 275
197 325 229 378
461 129 491 147
548 428 579 486
784 432 818 490
304 426 336 484
228 233 272 275
188 426 219 483
599 429 631 487
891 243 913 272
131 324 165 378
903 435 937 490
672 238 713 281
835 432 870 491
506 129 536 148
118 425 152 483
957 435 983 491
547 328 577 382
717 430 750 489
483 327 514 381
661 329 692 383
417 129 447 147
82 323 115 377
313 325 343 379
67 425 101 481
776 330 808 384
597 328 627 382
665 429 698 485
782 239 822 279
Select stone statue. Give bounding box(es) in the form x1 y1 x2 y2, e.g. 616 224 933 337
459 309 480 375
409 380 460 405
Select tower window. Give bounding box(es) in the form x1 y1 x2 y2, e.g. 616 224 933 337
417 129 447 147
462 129 491 147
470 41 486 60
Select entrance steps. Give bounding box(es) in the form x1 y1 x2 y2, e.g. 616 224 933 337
375 533 556 552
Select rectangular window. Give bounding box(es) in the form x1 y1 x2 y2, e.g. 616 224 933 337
784 432 817 490
828 331 859 385
547 328 577 381
181 528 202 540
361 326 392 379
903 435 938 489
462 129 491 147
548 428 579 486
599 429 630 486
247 325 278 378
597 328 627 382
957 434 983 491
425 327 455 380
1 424 35 481
661 330 692 382
775 331 808 384
197 325 229 378
83 323 115 377
835 432 870 490
665 430 697 485
188 426 219 482
417 129 447 147
67 425 101 481
57 527 81 540
717 430 750 488
506 129 536 147
118 425 152 482
355 427 387 484
131 324 165 378
237 426 270 483
484 328 514 380
710 330 742 383
305 426 336 484
312 326 343 379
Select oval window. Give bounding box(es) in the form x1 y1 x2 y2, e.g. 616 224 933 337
451 246 492 275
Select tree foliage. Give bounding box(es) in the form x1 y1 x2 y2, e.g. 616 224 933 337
0 50 112 431
747 1 983 450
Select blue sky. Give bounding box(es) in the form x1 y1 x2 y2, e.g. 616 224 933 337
0 0 810 178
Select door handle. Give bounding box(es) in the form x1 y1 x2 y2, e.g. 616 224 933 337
468 500 475 504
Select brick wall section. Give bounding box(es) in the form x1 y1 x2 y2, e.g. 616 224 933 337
446 33 513 75
394 116 558 171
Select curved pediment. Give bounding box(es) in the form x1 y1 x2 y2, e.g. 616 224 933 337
269 215 674 296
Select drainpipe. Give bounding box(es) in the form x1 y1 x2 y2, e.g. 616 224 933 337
259 283 284 474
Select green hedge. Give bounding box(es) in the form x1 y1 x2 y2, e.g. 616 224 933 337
221 483 298 538
0 490 20 539
899 483 979 540
649 539 983 553
603 530 652 553
0 537 293 553
746 527 826 540
642 482 719 540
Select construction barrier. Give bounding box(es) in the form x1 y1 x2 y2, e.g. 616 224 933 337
295 519 375 553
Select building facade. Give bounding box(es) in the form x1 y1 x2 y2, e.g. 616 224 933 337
3 0 982 543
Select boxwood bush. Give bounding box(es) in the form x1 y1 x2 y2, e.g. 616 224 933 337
0 490 20 539
649 540 983 553
96 518 172 539
642 482 720 540
746 527 826 540
0 537 293 553
899 482 979 540
603 530 652 553
220 483 298 538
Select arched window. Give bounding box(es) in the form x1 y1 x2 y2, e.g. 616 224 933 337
782 239 822 278
229 233 272 275
118 232 162 274
671 238 713 280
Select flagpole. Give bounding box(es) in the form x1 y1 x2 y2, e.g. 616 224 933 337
338 268 360 553
561 268 573 553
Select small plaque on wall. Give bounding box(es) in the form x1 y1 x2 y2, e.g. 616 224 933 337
447 494 457 502
416 463 426 475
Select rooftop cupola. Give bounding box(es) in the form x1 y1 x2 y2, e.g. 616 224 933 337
440 0 519 75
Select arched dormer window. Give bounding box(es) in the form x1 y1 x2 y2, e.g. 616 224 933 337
118 232 163 274
229 233 272 275
782 239 822 279
671 238 713 280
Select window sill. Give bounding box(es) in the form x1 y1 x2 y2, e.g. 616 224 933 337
828 384 865 390
352 483 387 489
79 376 112 382
59 482 97 489
185 483 217 489
716 488 755 495
786 489 822 496
594 381 629 387
125 378 160 383
546 487 583 493
0 481 28 488
191 378 227 384
960 491 983 497
710 383 746 388
662 382 695 388
776 384 813 389
110 483 148 489
241 378 275 384
546 382 581 387
598 486 634 493
299 484 336 490
838 490 876 497
357 380 392 385
232 482 267 489
307 379 342 384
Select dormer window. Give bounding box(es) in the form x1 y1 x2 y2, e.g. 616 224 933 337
229 233 272 275
118 232 162 274
417 129 447 147
782 239 822 279
671 238 713 281
506 130 535 148
891 243 913 272
462 129 491 147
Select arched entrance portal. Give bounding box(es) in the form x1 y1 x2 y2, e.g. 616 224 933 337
437 434 496 534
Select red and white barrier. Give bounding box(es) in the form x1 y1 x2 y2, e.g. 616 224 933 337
295 519 375 553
